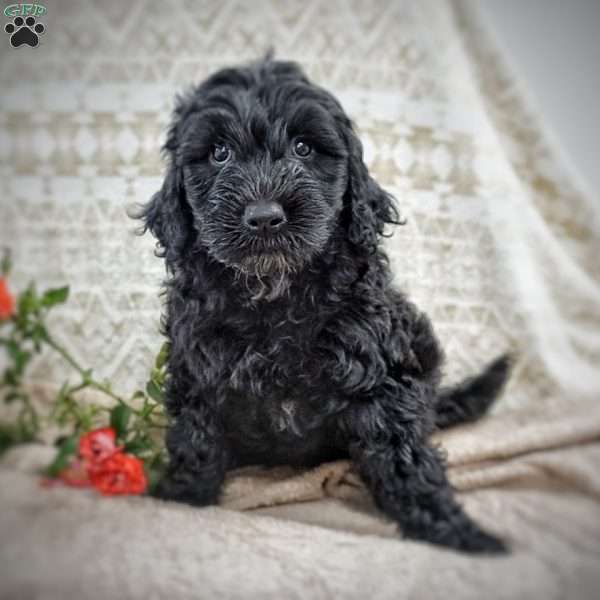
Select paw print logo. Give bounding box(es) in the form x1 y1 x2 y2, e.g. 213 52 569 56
4 15 45 48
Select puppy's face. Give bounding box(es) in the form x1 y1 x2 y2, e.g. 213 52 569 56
142 60 398 299
177 66 349 279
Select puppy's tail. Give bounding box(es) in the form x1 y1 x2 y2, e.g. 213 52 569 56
435 354 513 429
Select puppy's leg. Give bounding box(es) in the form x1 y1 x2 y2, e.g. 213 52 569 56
154 405 227 506
344 387 507 553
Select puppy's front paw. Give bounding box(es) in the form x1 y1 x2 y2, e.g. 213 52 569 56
151 473 218 507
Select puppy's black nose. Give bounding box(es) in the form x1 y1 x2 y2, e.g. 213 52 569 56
243 201 287 234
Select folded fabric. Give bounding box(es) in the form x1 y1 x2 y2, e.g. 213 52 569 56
1 401 599 599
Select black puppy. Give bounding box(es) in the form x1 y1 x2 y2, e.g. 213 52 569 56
140 57 511 553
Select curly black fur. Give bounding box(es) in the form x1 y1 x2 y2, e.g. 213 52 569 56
138 56 512 553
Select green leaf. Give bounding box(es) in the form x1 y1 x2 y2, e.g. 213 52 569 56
124 437 154 456
31 323 48 344
110 404 132 438
41 286 69 308
18 285 38 317
4 391 24 404
46 434 79 477
5 340 19 360
55 381 70 402
139 400 156 419
154 342 171 370
145 462 167 495
0 421 34 455
145 380 164 404
6 341 32 376
3 368 17 386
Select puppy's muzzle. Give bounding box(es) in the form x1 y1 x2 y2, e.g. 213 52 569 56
243 201 287 235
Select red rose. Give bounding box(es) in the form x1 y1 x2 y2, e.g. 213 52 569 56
79 427 120 463
88 452 147 495
45 427 148 496
0 278 15 320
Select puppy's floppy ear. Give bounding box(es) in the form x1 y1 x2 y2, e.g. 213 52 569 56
343 124 401 254
137 131 193 271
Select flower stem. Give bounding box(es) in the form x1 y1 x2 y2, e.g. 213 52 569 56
44 333 124 405
43 334 87 377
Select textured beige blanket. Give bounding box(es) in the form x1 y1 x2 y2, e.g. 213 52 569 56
1 402 600 599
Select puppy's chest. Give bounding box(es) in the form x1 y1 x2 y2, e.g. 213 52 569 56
224 330 338 438
228 333 318 399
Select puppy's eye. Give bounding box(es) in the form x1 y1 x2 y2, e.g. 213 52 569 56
210 143 230 164
293 139 312 158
